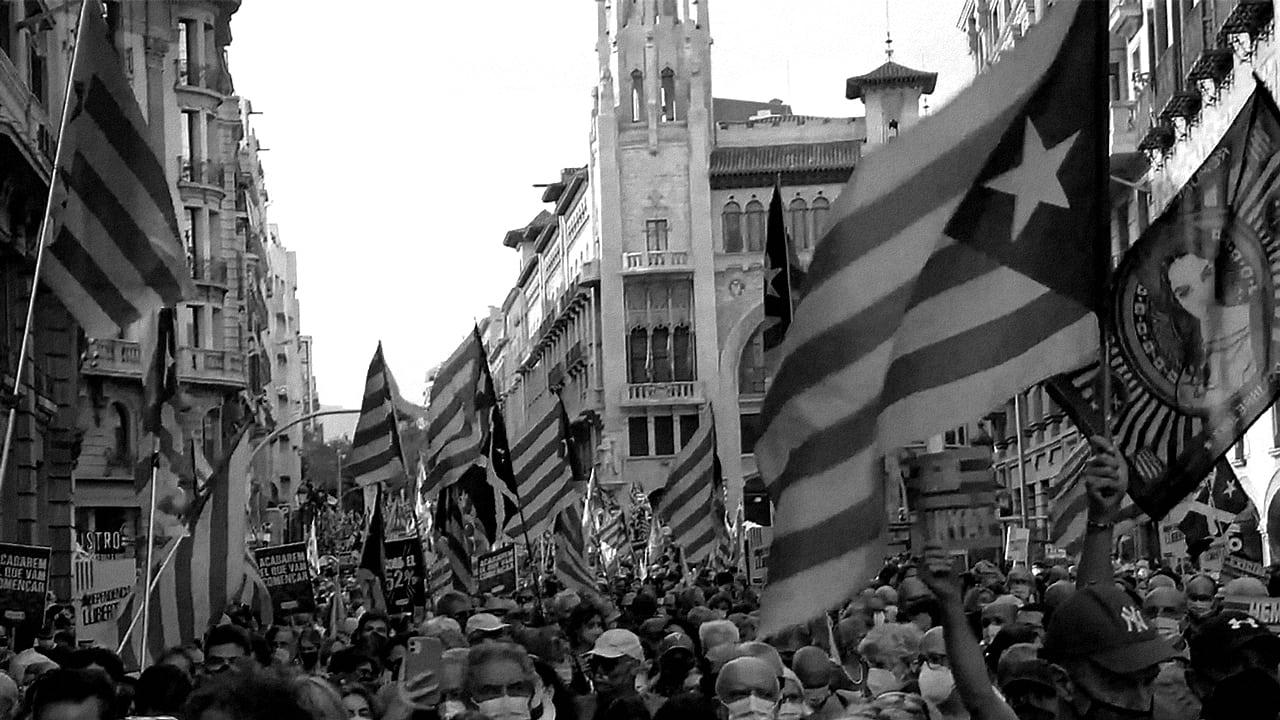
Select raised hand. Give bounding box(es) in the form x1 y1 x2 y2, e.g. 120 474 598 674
1083 435 1127 523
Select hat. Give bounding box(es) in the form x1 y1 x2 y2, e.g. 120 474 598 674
1221 577 1269 598
1187 610 1280 672
658 632 696 658
465 613 510 636
1042 584 1174 674
483 596 518 614
589 629 644 662
706 643 738 673
998 658 1058 694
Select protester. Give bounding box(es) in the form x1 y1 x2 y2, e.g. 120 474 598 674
1186 610 1280 720
857 622 922 697
26 669 115 720
714 657 779 720
133 664 192 718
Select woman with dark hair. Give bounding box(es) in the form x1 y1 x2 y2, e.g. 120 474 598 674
563 604 604 695
531 658 580 720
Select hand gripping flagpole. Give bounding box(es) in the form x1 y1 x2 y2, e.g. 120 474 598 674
0 0 91 497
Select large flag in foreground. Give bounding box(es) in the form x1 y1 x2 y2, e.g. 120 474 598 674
117 420 251 668
656 407 724 564
45 0 193 337
754 1 1108 632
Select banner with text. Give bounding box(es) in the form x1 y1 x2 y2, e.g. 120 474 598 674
383 537 427 612
254 543 316 616
476 546 518 596
0 544 50 634
1223 595 1280 633
72 556 135 650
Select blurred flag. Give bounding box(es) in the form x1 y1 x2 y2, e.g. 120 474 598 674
555 501 595 594
424 328 490 495
43 0 194 336
754 1 1108 632
349 344 409 505
306 519 321 575
763 179 803 350
657 406 724 564
357 485 387 613
434 483 477 594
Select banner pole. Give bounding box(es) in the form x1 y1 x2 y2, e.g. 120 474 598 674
138 435 162 668
117 532 185 657
0 0 91 495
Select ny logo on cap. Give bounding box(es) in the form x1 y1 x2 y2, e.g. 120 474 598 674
1120 605 1149 633
1227 617 1260 631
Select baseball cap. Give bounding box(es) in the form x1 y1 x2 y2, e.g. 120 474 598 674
1188 610 1280 672
465 613 510 636
1042 584 1174 674
997 658 1057 694
658 632 696 658
589 629 644 662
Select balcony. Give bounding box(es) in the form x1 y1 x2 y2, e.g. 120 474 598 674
1216 0 1274 45
622 250 691 272
1110 100 1142 158
82 338 144 379
191 256 229 287
178 157 226 188
179 348 246 388
623 381 701 405
177 59 204 88
1154 41 1201 123
1109 0 1143 40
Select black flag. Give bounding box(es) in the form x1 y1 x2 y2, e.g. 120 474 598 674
763 180 800 350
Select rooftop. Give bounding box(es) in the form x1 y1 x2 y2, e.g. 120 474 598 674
710 140 861 177
845 60 938 100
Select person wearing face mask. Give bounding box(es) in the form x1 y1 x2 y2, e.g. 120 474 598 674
266 625 300 668
579 629 661 719
1141 588 1188 655
651 633 704 700
777 669 808 720
714 657 780 720
1182 575 1216 630
465 641 543 720
1006 569 1036 607
856 623 923 697
1185 610 1280 720
981 598 1020 647
918 627 971 720
791 646 860 718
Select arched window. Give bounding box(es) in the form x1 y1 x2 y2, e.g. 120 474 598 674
787 197 810 249
628 327 649 382
739 329 766 394
660 67 677 121
672 325 694 380
650 326 671 382
111 403 131 464
810 196 831 239
631 70 644 123
744 200 766 252
722 201 743 253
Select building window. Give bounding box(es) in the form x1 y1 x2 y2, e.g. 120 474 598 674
628 327 649 383
645 219 669 251
654 415 675 455
739 328 766 394
672 325 694 381
679 413 700 447
944 426 968 447
111 403 131 465
202 407 221 462
723 201 743 253
811 196 831 237
650 326 671 382
625 279 694 384
787 197 810 249
629 416 649 456
660 67 676 121
740 412 762 451
189 305 202 348
631 70 644 122
744 200 766 252
28 37 44 105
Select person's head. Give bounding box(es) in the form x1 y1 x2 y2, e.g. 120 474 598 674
981 597 1021 644
291 675 347 720
26 669 114 720
436 648 470 719
917 626 965 716
327 648 379 693
845 691 931 720
777 668 806 720
0 672 16 720
159 646 196 677
436 592 472 627
10 649 59 691
1008 568 1036 603
1142 586 1187 648
422 616 467 650
266 624 299 666
1164 250 1215 322
654 632 700 696
135 664 193 716
356 611 391 643
338 685 380 720
999 658 1070 720
835 615 870 662
791 646 834 711
1015 604 1046 638
203 623 254 676
764 624 810 668
715 657 780 720
465 641 538 720
62 648 124 685
699 619 740 656
985 623 1042 677
566 603 605 650
858 622 923 695
1042 584 1174 718
465 613 512 646
1187 610 1280 720
587 629 645 698
183 668 313 720
1185 574 1218 622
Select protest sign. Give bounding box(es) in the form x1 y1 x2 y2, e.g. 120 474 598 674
1005 527 1030 564
476 546 517 595
254 543 316 616
72 556 135 649
746 526 772 588
0 544 50 629
426 556 453 606
383 537 427 611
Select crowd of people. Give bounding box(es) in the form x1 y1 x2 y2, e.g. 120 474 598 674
0 438 1277 720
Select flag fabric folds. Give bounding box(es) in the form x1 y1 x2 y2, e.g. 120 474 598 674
434 483 478 594
656 407 724 564
117 422 252 669
505 396 579 540
424 329 490 496
349 344 409 495
753 1 1108 632
763 179 802 350
1048 443 1092 557
555 501 595 594
45 0 193 337
357 485 388 613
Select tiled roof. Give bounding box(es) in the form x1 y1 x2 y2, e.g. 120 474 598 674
502 210 556 249
846 61 938 99
710 141 861 176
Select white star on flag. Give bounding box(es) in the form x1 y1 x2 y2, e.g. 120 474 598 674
984 118 1079 241
764 265 782 298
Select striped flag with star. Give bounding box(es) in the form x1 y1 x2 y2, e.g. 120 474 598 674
424 329 489 496
45 0 194 337
754 0 1108 632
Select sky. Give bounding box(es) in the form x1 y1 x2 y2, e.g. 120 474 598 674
228 1 975 411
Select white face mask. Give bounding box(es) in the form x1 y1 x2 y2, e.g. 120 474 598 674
724 695 778 720
1150 617 1182 643
918 666 956 704
983 623 1001 643
776 700 808 720
866 667 903 697
476 696 532 720
554 661 573 685
439 700 468 720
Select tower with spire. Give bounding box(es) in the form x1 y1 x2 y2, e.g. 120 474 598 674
845 28 938 146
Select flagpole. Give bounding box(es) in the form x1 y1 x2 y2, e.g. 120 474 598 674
118 531 186 656
0 0 91 495
1095 0 1114 439
138 435 162 669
